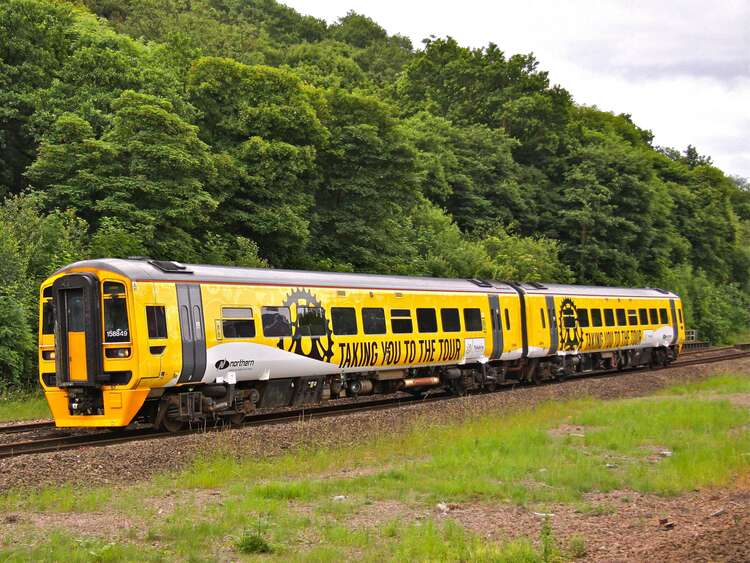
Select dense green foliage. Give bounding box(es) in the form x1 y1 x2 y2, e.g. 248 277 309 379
0 0 747 387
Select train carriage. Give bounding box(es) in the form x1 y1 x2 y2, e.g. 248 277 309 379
38 259 684 430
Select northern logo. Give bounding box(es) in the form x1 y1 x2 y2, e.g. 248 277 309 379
214 358 255 370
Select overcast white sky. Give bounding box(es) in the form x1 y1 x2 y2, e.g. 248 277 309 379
282 0 750 179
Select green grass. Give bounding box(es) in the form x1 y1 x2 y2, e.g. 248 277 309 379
1 373 749 561
660 372 750 396
0 390 50 422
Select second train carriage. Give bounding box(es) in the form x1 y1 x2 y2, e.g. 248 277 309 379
38 259 684 430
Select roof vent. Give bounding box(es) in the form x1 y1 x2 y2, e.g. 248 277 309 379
651 287 670 295
468 278 493 288
148 260 193 274
528 282 547 289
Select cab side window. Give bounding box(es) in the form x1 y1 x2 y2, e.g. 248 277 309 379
146 306 168 338
103 282 129 342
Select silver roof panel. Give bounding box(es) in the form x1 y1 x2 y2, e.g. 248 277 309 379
53 259 679 298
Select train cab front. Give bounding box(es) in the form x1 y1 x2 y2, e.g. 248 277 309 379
39 271 149 428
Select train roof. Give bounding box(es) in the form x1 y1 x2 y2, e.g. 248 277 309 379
55 259 518 293
53 259 679 298
515 282 679 299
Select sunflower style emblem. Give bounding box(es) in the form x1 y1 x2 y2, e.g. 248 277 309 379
277 288 335 363
558 298 584 351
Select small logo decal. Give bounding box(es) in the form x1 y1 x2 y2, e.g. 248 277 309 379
215 359 230 370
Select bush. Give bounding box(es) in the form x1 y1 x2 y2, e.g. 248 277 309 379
235 529 273 554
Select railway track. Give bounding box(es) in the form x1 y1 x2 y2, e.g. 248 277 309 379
2 347 749 460
0 420 54 435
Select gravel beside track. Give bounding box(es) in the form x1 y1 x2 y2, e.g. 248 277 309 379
1 357 749 493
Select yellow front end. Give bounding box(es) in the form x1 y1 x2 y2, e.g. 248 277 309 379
38 266 168 428
43 388 151 428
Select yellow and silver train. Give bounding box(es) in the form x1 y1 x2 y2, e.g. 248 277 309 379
39 259 685 430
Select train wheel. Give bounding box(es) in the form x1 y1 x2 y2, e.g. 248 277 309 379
160 414 184 433
229 412 245 427
156 400 184 433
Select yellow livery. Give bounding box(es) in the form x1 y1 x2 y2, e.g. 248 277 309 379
39 259 685 430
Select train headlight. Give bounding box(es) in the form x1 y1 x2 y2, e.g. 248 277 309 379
42 350 55 361
105 348 131 359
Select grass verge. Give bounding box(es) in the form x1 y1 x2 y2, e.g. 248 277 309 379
0 390 50 422
0 374 749 561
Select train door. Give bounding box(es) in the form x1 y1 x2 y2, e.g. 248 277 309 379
52 273 102 387
669 299 680 345
488 295 504 359
176 284 207 384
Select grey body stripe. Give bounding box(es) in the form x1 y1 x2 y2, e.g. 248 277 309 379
177 284 207 384
669 299 678 345
546 295 558 354
488 294 503 359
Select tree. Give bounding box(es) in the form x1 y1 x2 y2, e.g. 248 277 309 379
187 57 327 265
27 91 217 260
0 0 75 196
310 89 421 272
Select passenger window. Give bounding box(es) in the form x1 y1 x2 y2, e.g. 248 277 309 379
627 310 638 326
440 308 461 332
146 306 168 339
297 306 326 336
417 308 438 333
221 307 254 339
42 301 55 335
262 306 292 337
362 308 386 335
540 308 546 329
331 307 357 335
591 309 602 327
639 308 648 325
604 309 615 327
577 308 589 328
616 308 627 326
463 308 483 332
659 308 669 324
504 309 511 330
391 309 413 334
649 308 659 324
103 283 129 342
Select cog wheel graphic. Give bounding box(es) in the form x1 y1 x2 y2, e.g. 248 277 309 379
558 297 584 352
277 288 335 363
